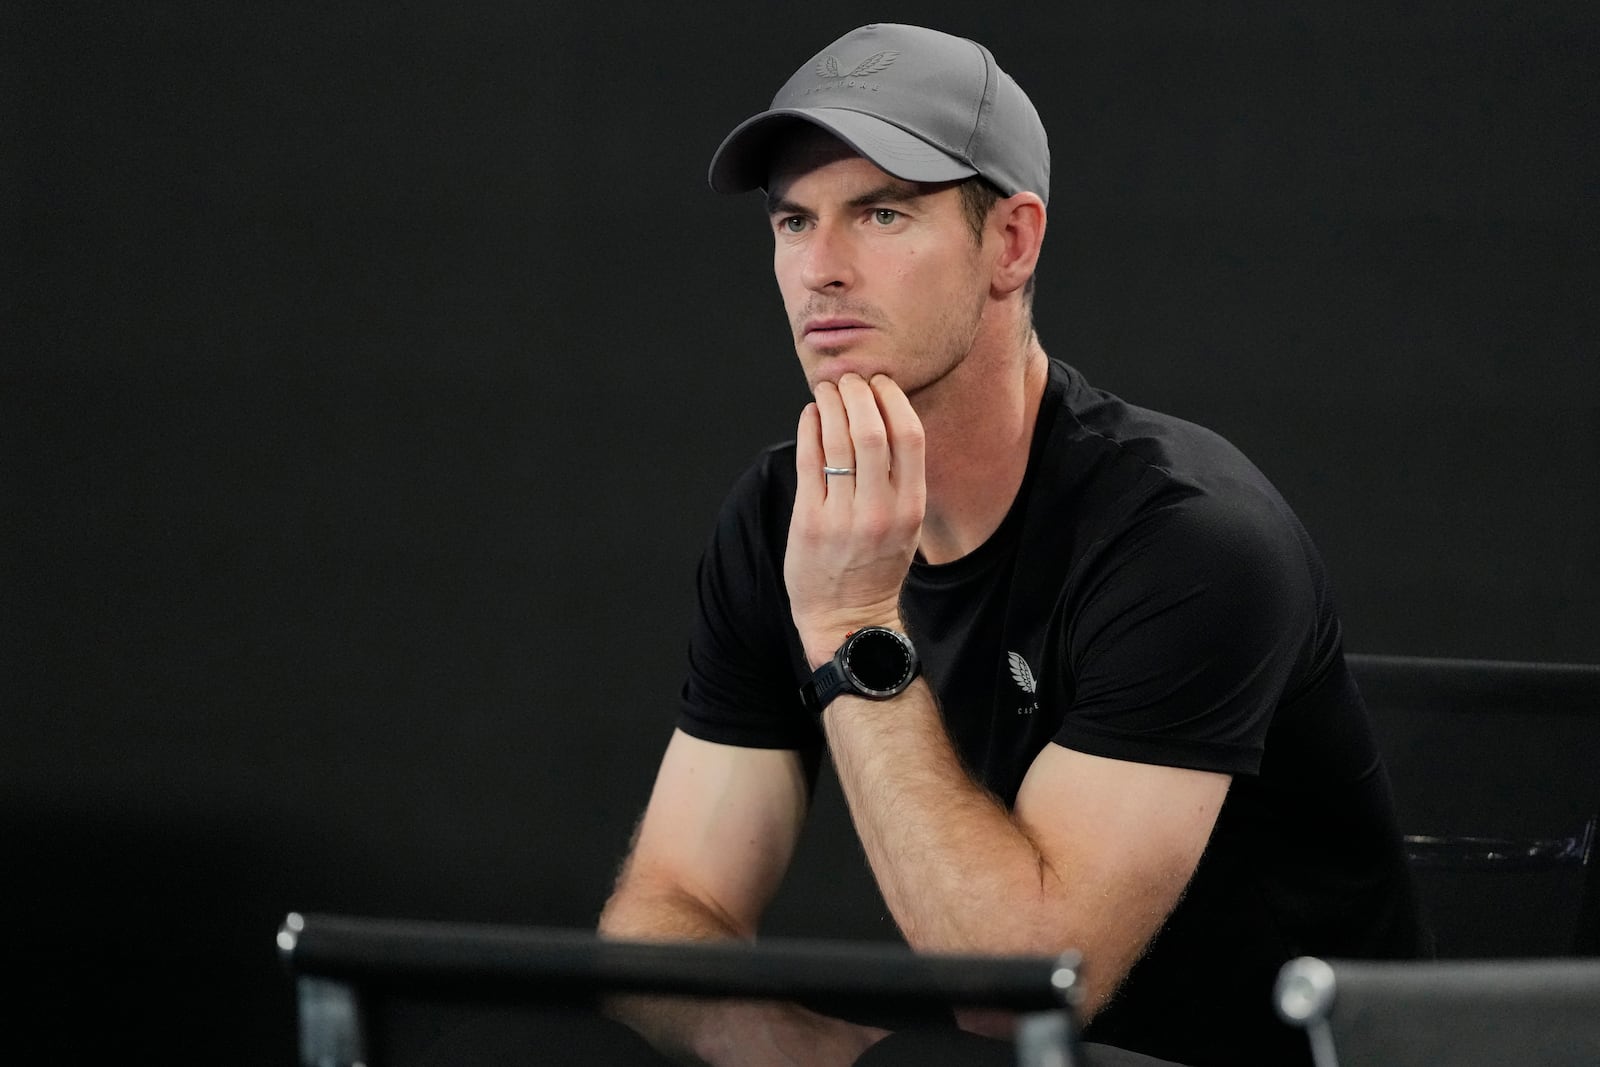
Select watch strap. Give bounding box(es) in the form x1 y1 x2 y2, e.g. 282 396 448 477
800 660 850 716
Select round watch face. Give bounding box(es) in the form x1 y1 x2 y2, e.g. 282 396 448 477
842 627 916 696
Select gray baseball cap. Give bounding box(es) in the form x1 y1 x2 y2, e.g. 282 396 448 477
709 23 1050 204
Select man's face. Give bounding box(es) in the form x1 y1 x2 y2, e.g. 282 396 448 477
766 134 993 397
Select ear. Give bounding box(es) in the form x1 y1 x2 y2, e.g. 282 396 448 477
989 192 1046 297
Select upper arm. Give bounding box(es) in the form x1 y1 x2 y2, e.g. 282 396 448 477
1013 491 1303 1006
1012 742 1231 1009
619 728 810 938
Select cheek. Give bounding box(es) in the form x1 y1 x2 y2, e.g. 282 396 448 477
772 258 805 306
911 251 974 301
887 246 927 290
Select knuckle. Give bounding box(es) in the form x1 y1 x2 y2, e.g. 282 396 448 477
789 510 821 539
853 425 889 451
858 509 893 541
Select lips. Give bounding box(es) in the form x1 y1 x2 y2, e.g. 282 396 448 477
803 317 873 345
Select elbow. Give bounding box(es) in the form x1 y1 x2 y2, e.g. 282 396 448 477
599 867 754 944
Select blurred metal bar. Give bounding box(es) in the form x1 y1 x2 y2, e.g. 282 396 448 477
294 975 367 1067
280 912 1077 1011
1345 653 1600 717
279 912 1082 1066
1403 816 1595 869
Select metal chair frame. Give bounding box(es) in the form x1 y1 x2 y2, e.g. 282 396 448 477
278 912 1085 1067
1346 653 1600 955
1276 955 1600 1067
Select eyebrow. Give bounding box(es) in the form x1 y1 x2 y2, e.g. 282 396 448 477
766 181 928 217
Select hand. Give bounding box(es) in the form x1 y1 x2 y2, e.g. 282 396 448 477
784 373 926 668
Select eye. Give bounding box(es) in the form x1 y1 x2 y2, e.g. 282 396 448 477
872 208 900 226
778 215 808 234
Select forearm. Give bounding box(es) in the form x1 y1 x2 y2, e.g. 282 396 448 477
824 681 1204 1021
599 880 886 1065
823 681 1062 955
598 730 850 1061
598 876 744 1061
607 985 873 1067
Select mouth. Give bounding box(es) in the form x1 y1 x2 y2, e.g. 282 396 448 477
802 317 874 348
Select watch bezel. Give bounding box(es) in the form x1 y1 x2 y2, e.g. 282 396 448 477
838 626 919 698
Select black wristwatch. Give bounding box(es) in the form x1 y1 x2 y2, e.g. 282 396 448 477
800 626 920 715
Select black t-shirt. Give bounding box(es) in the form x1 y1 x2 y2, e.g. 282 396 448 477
678 359 1425 1067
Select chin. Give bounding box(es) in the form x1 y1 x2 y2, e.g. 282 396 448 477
812 368 887 394
805 356 894 388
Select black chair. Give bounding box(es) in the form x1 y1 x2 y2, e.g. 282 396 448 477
1346 653 1600 956
1274 955 1600 1066
277 912 1084 1067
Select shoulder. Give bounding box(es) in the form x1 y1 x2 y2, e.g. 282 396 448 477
719 440 797 507
707 441 799 552
1036 362 1308 567
1046 363 1269 495
1034 365 1324 642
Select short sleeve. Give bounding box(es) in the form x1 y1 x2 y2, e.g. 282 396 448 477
1053 484 1315 775
676 449 822 751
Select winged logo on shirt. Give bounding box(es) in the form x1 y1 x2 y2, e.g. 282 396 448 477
1007 652 1039 715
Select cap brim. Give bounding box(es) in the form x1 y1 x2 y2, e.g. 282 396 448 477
708 107 978 194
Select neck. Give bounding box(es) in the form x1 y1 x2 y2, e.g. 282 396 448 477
913 331 1050 565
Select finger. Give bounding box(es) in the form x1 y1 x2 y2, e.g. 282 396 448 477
837 373 892 501
871 375 926 502
814 380 856 497
793 401 824 510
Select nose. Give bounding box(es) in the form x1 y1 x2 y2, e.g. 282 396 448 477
798 221 854 293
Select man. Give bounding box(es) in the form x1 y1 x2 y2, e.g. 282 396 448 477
600 23 1424 1067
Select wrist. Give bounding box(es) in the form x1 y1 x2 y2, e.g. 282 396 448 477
800 625 920 715
800 614 907 671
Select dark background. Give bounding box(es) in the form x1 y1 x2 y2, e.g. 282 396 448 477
5 2 1596 1062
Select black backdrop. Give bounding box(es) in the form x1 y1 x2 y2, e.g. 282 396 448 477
5 3 1597 1063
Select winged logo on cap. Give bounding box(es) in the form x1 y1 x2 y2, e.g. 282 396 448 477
816 50 900 79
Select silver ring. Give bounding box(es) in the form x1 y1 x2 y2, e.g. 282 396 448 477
823 466 855 477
